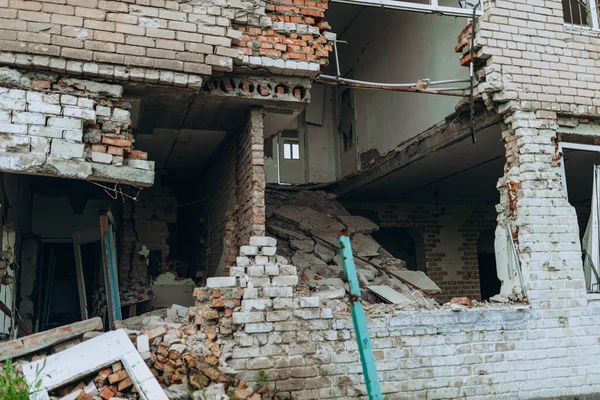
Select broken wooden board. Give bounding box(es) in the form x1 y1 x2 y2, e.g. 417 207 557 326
22 329 167 400
0 317 103 361
367 285 413 304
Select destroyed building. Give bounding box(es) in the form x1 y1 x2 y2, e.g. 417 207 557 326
1 0 600 398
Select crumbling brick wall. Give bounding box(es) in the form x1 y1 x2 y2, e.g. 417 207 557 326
0 67 154 186
235 0 332 70
204 108 266 276
0 0 333 85
198 237 600 399
346 203 496 301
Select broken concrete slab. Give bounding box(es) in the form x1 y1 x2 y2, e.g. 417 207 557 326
367 285 413 304
351 234 381 258
91 162 154 187
273 205 303 225
274 205 345 233
292 251 327 269
314 243 335 263
290 239 315 252
267 223 310 241
392 270 442 294
338 215 379 234
312 278 345 290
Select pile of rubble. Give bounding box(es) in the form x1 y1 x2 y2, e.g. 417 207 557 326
266 189 441 306
0 299 280 400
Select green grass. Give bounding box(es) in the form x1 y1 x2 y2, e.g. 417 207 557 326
0 360 30 400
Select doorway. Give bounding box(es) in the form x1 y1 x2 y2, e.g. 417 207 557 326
477 229 501 300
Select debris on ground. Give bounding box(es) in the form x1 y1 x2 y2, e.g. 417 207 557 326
266 188 440 306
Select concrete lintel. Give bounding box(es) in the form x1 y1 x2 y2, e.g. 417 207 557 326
200 75 312 107
332 109 502 197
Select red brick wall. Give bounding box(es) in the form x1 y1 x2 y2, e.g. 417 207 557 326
236 0 332 66
204 108 266 276
236 108 266 246
345 203 497 302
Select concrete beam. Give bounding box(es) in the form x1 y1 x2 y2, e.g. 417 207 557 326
332 109 502 197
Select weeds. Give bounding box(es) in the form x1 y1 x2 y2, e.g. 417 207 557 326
0 360 30 400
257 370 270 388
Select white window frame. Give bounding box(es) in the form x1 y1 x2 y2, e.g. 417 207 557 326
331 0 483 17
22 329 167 400
558 142 600 194
558 141 600 291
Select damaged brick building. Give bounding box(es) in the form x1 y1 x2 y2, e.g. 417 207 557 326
2 0 600 398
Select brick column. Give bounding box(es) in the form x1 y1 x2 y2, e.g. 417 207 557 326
496 109 587 307
235 108 266 247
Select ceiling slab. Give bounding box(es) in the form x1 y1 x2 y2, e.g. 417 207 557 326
343 122 505 204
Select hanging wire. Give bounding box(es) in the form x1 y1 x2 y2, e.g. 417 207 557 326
89 181 143 202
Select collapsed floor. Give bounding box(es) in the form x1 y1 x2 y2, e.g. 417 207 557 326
265 188 442 308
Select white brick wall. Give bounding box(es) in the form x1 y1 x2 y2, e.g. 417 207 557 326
0 70 155 186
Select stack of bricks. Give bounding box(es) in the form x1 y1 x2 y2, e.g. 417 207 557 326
235 0 335 74
455 24 479 67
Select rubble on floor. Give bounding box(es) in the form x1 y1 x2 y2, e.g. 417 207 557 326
265 188 441 306
3 301 286 400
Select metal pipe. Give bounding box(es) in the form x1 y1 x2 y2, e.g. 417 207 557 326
319 74 469 87
316 79 467 97
337 232 383 400
333 42 341 78
429 86 470 91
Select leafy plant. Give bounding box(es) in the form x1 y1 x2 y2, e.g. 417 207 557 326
320 368 331 376
257 370 270 388
0 359 30 400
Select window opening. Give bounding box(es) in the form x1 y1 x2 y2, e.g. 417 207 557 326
559 142 600 292
282 130 300 160
562 0 591 26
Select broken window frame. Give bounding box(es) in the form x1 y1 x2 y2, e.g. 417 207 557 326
558 141 600 292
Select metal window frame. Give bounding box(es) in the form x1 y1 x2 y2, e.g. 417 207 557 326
558 142 600 194
331 0 483 17
562 0 600 30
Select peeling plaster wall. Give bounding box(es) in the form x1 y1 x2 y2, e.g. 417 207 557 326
345 203 497 301
335 9 468 161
